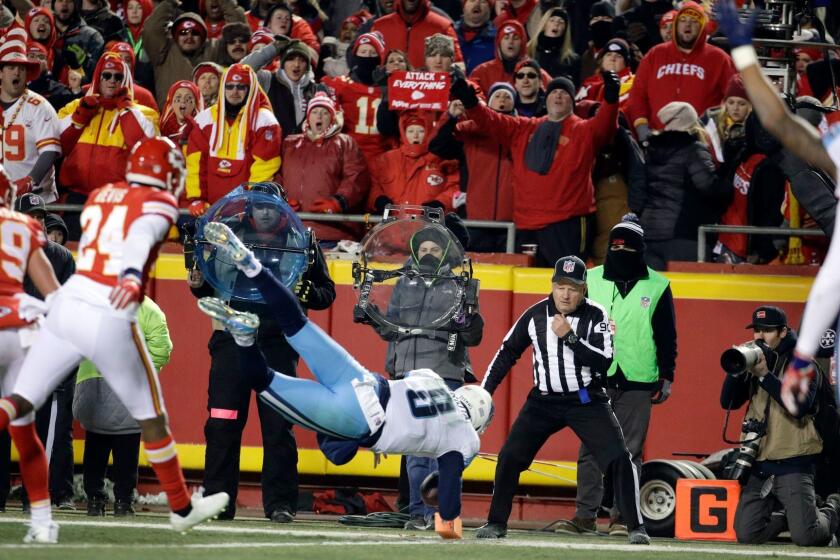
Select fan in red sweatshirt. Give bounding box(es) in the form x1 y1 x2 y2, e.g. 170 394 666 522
626 2 734 138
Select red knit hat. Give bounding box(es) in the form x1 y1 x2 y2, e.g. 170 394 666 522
306 92 336 120
249 29 274 51
353 31 386 64
173 18 207 40
724 74 747 100
193 61 222 83
660 9 677 29
26 40 47 59
107 41 136 70
795 46 822 62
225 63 251 86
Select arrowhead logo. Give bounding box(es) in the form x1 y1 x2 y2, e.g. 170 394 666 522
411 91 425 101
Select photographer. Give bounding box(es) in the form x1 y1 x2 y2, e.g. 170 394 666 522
721 306 840 547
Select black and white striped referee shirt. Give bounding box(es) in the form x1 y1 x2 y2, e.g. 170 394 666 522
481 296 613 395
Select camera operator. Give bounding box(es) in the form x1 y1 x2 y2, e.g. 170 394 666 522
186 183 335 522
721 305 840 547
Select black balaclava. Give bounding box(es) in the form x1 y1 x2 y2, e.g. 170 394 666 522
353 56 379 85
410 227 451 274
603 217 648 284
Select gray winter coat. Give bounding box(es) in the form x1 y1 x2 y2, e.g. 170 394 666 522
380 265 483 382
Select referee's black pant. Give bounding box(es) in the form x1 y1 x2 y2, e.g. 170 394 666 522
487 388 643 530
203 330 299 519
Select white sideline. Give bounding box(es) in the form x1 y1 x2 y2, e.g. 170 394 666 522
0 518 839 558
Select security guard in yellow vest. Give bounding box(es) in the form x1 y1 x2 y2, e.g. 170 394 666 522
556 216 677 537
721 305 840 547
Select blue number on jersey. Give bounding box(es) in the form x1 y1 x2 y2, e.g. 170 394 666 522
407 388 455 418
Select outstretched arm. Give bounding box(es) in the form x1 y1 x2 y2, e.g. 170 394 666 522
716 0 836 177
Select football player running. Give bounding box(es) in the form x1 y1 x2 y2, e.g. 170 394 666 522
0 165 61 543
0 137 229 533
716 0 840 416
196 221 493 539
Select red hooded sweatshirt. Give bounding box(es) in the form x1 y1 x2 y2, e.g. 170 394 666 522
25 8 56 69
626 2 735 130
368 111 460 212
372 0 463 69
469 19 550 95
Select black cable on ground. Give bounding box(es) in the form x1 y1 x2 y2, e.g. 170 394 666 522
338 511 411 528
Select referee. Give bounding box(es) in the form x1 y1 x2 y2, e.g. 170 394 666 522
475 256 649 544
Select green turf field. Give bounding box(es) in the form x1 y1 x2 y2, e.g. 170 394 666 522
0 512 836 560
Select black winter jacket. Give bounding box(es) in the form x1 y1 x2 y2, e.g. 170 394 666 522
640 130 724 241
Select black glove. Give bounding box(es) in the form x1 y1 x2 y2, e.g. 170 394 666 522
374 195 393 214
421 200 445 210
294 278 313 303
372 65 388 86
601 71 621 104
450 77 478 109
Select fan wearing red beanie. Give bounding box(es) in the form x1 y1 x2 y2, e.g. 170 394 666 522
278 92 370 243
700 74 752 164
322 31 393 165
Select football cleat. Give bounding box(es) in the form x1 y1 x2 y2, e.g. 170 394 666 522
198 297 260 346
23 521 59 544
202 222 261 277
170 492 230 533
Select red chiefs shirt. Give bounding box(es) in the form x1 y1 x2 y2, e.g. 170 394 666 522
322 75 393 164
0 207 45 327
76 182 179 287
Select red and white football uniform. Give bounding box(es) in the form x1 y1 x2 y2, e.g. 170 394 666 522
0 207 46 423
13 182 179 420
0 91 61 201
322 75 392 164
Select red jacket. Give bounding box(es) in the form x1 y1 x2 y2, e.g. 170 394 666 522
368 112 460 212
626 2 735 130
469 19 550 95
465 100 618 229
279 129 370 242
447 115 513 221
371 0 463 69
187 98 282 204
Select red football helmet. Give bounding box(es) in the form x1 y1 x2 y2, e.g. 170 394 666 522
125 137 186 198
0 164 15 208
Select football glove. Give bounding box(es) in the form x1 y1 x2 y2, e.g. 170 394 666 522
109 269 142 310
189 200 210 218
781 351 815 415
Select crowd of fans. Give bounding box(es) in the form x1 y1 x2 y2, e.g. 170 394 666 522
1 0 839 269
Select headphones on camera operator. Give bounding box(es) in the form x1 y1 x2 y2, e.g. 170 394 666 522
351 205 478 352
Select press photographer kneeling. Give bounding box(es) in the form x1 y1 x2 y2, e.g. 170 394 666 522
720 306 840 547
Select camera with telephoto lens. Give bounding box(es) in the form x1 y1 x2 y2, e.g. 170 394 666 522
720 342 767 376
729 418 767 484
